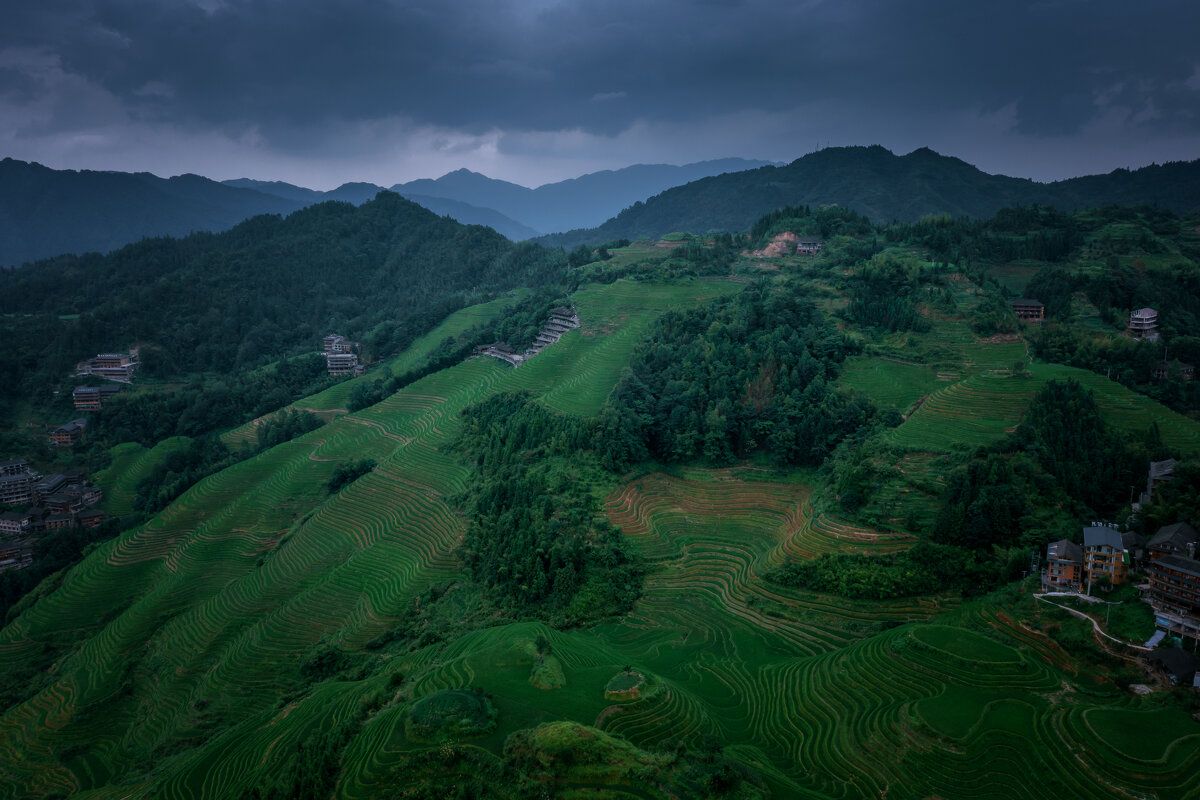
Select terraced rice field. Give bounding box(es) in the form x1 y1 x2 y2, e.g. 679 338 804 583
5 274 1200 798
838 356 941 413
220 295 520 449
887 362 1200 454
94 437 191 516
0 278 742 798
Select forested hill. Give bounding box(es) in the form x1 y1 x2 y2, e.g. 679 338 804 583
538 146 1200 247
0 158 307 267
0 192 564 388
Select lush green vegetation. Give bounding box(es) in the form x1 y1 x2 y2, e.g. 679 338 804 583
455 392 642 625
5 198 1200 800
598 278 878 469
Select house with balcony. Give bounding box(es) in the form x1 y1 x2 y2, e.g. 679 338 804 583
1045 539 1083 590
1009 298 1046 322
1128 307 1159 341
1083 525 1128 588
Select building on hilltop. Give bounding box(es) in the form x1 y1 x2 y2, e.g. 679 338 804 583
1009 298 1045 321
1153 359 1195 381
1082 525 1128 588
1045 539 1083 590
1128 307 1159 341
796 239 823 255
75 352 138 383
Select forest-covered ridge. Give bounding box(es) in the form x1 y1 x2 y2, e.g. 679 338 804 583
538 145 1200 248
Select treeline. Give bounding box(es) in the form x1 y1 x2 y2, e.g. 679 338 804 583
596 280 879 470
88 355 333 451
455 392 642 626
769 541 1017 600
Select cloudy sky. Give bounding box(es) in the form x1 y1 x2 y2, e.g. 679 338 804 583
2 0 1198 189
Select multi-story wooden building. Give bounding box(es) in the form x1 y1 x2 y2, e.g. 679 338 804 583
1045 539 1083 589
72 384 123 411
49 419 87 447
75 352 138 383
1083 526 1128 588
1147 551 1200 642
1128 307 1159 340
1010 298 1046 321
1149 522 1200 562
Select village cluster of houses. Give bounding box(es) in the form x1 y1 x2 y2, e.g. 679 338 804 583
323 334 365 377
1045 519 1200 682
0 459 106 572
475 307 581 367
1042 457 1200 683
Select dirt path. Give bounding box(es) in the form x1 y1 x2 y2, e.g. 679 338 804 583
1034 593 1151 652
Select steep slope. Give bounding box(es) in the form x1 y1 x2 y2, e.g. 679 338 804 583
538 146 1200 246
0 159 306 267
0 191 563 378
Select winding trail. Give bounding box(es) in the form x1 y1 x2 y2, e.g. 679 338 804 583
1033 593 1151 652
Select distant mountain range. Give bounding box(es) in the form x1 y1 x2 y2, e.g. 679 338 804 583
390 158 778 234
538 146 1200 247
229 157 777 239
0 158 306 267
4 148 1199 267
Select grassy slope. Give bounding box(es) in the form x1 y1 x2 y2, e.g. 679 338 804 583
93 437 192 517
3 275 1200 799
220 294 523 449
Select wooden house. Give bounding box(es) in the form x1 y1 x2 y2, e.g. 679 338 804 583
1009 298 1045 321
1045 539 1083 589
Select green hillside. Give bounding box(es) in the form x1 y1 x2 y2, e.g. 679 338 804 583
5 202 1200 799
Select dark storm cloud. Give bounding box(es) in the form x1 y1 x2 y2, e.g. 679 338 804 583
1 0 1197 183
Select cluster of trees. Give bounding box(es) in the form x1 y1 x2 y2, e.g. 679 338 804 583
256 409 323 451
326 459 376 494
769 541 1016 600
596 280 878 470
455 392 642 625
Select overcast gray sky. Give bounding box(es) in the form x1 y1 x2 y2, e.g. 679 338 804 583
2 0 1198 189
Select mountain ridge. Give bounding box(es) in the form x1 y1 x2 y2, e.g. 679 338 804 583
535 145 1200 247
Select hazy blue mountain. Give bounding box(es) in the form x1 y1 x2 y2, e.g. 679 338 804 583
226 177 539 240
400 194 540 240
222 178 325 203
536 146 1200 247
391 158 779 233
0 159 306 267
